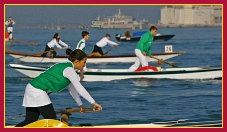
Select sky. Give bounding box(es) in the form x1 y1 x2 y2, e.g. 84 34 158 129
5 5 162 28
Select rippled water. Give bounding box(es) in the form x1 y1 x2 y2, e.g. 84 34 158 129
5 27 222 126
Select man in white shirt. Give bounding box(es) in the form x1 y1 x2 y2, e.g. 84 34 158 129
91 34 119 56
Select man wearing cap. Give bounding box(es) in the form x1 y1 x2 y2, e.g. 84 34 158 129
5 17 15 40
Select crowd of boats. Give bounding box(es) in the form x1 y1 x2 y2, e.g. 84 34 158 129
5 10 222 127
5 8 223 128
6 38 222 128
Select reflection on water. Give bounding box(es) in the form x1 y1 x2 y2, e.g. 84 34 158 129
130 78 162 97
132 78 158 87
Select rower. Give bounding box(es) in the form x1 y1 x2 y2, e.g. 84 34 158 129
89 34 119 57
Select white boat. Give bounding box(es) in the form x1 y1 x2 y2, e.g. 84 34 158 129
6 108 221 127
8 64 222 82
6 119 221 127
6 50 183 64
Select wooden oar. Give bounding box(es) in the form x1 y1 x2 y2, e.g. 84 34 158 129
103 45 119 56
33 47 69 56
7 39 39 45
151 55 178 67
56 107 94 114
33 49 55 56
7 108 94 120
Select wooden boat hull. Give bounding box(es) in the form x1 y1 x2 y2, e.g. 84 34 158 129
115 34 175 42
8 64 222 82
5 39 39 45
6 51 183 63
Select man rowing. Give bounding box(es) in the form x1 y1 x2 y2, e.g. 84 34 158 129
89 34 119 56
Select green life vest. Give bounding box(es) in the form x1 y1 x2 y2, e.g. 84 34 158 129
136 31 153 56
30 62 74 92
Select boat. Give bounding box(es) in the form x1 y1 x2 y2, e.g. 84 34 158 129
8 63 222 82
6 119 221 128
6 107 221 128
5 39 39 45
5 107 180 127
115 33 175 42
4 119 175 127
6 50 183 63
91 9 148 29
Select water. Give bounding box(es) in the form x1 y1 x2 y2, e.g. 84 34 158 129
5 27 222 126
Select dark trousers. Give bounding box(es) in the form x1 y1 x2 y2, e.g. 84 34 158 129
41 45 56 57
92 45 103 55
15 103 56 127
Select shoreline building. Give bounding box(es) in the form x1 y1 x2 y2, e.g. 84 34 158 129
91 9 148 29
159 5 222 27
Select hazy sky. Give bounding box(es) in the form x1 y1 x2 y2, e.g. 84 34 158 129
5 5 162 27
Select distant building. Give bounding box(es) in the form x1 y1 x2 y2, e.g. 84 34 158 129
160 5 222 27
91 9 148 29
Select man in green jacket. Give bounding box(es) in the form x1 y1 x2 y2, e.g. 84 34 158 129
129 26 157 71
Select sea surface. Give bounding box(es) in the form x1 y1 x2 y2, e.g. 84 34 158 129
5 27 222 127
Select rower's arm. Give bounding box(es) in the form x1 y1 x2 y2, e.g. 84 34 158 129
53 39 63 49
106 39 118 46
59 40 69 47
63 67 95 105
68 83 83 106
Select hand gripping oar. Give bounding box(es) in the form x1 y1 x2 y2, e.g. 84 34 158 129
57 108 95 125
151 55 178 67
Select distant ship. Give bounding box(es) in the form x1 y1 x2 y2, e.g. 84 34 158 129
91 9 148 29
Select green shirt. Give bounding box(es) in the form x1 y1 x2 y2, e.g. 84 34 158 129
30 62 73 92
136 31 153 56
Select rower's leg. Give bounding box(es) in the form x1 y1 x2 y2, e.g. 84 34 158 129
129 58 140 71
15 107 40 127
38 103 57 120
